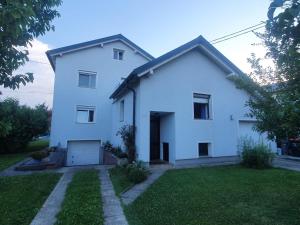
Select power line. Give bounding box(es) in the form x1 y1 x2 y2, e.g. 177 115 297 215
29 59 50 65
210 22 265 42
210 22 266 45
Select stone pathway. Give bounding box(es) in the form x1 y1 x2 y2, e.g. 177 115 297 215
121 167 167 205
30 171 74 225
99 167 128 225
273 157 300 172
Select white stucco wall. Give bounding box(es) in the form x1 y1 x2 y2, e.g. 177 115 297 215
135 48 275 163
111 89 134 148
50 41 149 148
160 113 176 164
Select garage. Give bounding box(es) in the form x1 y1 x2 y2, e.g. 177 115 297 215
239 120 263 143
67 140 102 166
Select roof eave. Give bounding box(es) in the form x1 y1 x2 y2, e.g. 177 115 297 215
109 73 139 99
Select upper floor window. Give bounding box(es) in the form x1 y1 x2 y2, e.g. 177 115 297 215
120 100 124 122
113 49 124 60
78 71 96 88
76 106 95 123
193 93 211 120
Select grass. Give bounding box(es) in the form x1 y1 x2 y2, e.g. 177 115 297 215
109 167 133 196
0 153 27 171
0 173 61 225
55 169 103 225
125 166 300 225
0 140 49 172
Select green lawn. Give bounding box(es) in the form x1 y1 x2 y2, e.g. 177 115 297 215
125 166 300 225
0 140 49 172
0 153 27 171
109 167 133 196
0 173 61 225
55 170 103 225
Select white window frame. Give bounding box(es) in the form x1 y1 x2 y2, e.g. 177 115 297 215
78 71 97 88
113 48 124 60
193 93 212 120
120 100 124 122
76 106 96 123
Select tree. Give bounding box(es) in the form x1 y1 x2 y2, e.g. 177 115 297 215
230 0 300 141
0 98 49 153
0 0 61 89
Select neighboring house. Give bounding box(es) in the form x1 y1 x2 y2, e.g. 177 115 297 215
47 34 276 166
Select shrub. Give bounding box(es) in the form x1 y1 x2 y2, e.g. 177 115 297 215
239 137 275 169
125 161 149 183
0 98 49 154
117 125 136 163
111 146 122 157
30 150 49 161
102 141 113 152
128 168 148 184
118 152 128 159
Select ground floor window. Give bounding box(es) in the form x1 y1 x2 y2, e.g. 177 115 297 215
198 143 209 156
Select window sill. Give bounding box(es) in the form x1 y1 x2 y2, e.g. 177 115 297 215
77 86 97 89
194 119 213 121
76 122 96 124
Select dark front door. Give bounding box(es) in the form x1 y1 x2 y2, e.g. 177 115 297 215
163 143 169 162
150 116 160 161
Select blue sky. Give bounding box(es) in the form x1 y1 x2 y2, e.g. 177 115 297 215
1 0 271 107
41 0 270 57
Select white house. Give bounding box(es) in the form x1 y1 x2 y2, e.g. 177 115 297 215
47 34 276 166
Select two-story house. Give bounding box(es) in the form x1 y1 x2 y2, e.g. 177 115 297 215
47 34 276 166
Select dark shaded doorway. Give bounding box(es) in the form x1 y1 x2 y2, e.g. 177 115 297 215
163 142 169 162
150 115 160 161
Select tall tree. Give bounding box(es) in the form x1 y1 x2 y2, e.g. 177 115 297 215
0 0 61 89
230 0 300 140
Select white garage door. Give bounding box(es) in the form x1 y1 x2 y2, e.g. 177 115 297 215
239 121 266 144
67 140 102 166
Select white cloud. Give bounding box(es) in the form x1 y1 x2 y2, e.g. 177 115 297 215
0 39 54 108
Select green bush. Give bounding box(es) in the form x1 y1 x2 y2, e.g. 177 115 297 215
125 161 149 183
0 98 49 154
239 137 275 169
117 125 136 163
128 168 148 184
30 150 49 161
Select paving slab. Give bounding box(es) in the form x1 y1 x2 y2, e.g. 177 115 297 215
273 157 300 172
99 167 128 225
121 168 167 205
30 172 74 225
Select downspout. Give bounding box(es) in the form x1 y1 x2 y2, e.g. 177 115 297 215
126 85 136 163
126 86 136 140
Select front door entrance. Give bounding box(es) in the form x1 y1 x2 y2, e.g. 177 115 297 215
150 115 160 161
163 142 169 162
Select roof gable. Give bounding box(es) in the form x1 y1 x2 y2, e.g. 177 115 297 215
46 34 154 70
131 35 243 77
110 35 244 99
